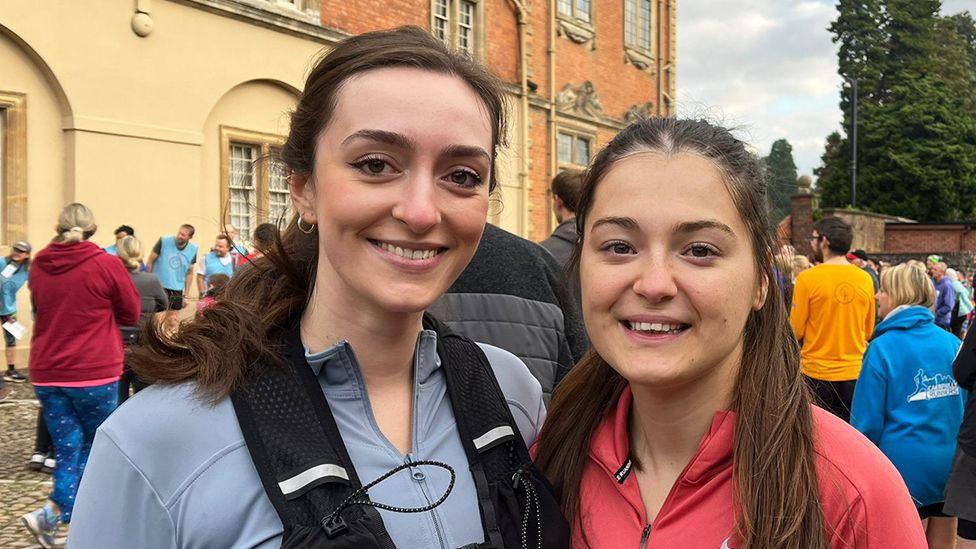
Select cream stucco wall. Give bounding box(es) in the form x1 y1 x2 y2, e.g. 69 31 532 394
0 0 530 348
0 0 330 340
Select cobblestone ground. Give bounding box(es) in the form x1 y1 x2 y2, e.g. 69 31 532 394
0 379 57 548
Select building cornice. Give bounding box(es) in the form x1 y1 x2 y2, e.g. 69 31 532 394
167 0 347 45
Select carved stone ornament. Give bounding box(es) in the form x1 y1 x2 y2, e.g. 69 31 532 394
556 17 596 48
624 46 655 72
556 81 605 118
625 102 656 123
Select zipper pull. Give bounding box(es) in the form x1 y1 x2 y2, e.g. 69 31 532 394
639 524 651 549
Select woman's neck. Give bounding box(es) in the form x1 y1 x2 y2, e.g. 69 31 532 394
628 351 738 476
300 277 423 386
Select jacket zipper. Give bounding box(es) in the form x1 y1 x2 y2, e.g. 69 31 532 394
406 454 448 549
639 524 651 548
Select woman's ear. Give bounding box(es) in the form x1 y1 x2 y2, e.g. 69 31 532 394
754 252 772 311
288 172 317 224
753 272 770 311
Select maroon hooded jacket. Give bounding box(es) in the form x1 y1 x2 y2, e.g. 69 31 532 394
28 240 141 383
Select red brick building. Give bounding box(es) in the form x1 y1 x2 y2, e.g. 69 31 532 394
320 0 676 240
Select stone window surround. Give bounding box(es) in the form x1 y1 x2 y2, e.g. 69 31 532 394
0 92 27 244
622 0 656 72
219 126 287 231
429 0 486 59
556 2 596 48
555 125 596 170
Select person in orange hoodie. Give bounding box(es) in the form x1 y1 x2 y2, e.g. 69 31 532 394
534 118 925 548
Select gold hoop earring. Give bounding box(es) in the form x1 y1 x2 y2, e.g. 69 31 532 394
297 215 316 235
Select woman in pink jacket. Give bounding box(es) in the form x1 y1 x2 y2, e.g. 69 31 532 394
534 118 926 548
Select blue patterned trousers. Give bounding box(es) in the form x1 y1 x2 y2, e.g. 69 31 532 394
34 382 118 522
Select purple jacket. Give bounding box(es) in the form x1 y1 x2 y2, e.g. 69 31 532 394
934 276 956 328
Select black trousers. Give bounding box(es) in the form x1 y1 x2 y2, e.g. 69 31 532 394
804 376 857 422
117 365 149 405
34 410 52 455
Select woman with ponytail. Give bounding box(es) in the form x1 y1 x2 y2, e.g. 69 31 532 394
115 235 167 403
533 118 925 548
69 27 567 549
21 203 140 547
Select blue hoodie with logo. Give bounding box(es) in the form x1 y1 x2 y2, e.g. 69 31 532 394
851 305 965 507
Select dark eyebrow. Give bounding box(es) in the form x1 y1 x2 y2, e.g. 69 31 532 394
591 216 639 231
441 144 491 163
341 130 489 162
341 129 415 149
673 219 736 236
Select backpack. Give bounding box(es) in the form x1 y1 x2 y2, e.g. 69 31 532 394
231 315 570 548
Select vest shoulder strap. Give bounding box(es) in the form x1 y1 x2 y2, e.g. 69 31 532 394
231 325 383 535
424 314 533 547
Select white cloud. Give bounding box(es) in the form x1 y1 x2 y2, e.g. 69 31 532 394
676 0 976 178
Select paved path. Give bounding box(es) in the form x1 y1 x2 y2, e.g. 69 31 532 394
1 379 55 547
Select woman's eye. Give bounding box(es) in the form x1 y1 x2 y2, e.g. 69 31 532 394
686 243 719 258
350 157 397 176
365 159 386 174
447 169 482 188
602 241 635 255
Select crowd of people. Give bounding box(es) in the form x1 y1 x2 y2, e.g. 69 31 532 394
1 25 975 549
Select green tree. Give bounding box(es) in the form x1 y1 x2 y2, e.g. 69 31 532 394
818 0 976 221
818 0 885 207
763 139 799 223
813 132 848 205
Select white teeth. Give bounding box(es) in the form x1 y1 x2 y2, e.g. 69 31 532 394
628 321 684 333
378 242 439 261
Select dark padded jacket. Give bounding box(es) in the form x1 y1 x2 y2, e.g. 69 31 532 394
429 223 588 402
954 325 976 458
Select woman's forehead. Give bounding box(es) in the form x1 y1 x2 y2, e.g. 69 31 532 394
587 153 745 233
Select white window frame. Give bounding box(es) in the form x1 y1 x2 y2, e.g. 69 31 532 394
556 129 594 170
430 0 484 58
623 0 656 70
558 0 591 24
220 127 289 240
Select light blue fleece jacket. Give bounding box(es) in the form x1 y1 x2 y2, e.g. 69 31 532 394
850 306 965 507
68 331 544 548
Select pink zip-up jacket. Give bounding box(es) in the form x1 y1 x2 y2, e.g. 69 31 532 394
574 387 926 548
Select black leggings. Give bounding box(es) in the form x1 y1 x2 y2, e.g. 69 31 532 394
117 365 149 405
34 410 52 455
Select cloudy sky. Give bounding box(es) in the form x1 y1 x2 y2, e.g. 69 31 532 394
676 0 976 178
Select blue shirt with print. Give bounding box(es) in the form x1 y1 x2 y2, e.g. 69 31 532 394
0 257 29 316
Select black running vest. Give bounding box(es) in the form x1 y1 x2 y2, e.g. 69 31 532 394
231 316 570 549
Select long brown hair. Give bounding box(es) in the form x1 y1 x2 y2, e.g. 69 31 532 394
533 118 827 548
130 26 508 402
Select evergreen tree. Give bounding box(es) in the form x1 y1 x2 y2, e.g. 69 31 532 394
813 132 848 205
763 139 799 223
818 0 976 221
818 0 885 207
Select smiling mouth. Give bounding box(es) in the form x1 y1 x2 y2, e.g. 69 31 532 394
369 240 445 261
624 321 690 335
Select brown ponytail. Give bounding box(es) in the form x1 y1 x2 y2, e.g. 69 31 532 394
129 26 508 403
533 118 827 548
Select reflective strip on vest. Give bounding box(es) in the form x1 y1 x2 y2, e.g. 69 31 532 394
472 425 515 453
278 463 349 498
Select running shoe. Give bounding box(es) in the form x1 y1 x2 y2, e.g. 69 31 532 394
4 368 27 382
41 457 56 474
26 453 45 471
21 506 60 548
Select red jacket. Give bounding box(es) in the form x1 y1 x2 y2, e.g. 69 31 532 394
29 241 141 383
575 387 926 548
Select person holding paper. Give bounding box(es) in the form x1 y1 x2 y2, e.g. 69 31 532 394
1 240 31 384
